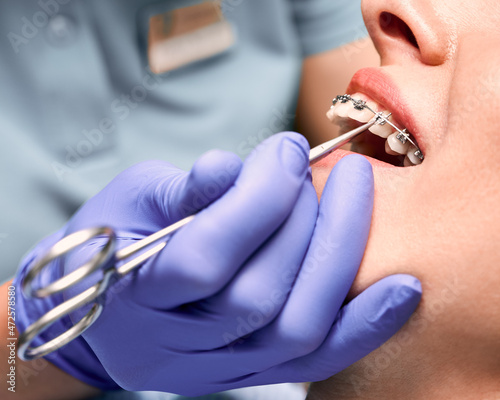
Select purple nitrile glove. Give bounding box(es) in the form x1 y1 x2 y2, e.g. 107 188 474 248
14 132 421 396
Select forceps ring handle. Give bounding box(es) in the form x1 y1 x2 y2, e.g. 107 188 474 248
18 269 114 360
18 218 188 360
22 227 116 299
18 227 117 361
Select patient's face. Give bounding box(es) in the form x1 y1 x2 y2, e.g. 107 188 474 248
310 0 500 394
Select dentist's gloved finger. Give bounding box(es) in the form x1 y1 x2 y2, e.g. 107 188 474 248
150 150 243 222
123 276 420 394
266 155 374 352
227 274 422 386
162 275 420 391
210 154 374 371
66 152 243 300
66 151 242 234
133 132 311 308
295 275 422 382
167 179 318 350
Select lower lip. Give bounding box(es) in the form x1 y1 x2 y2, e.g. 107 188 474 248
312 149 400 170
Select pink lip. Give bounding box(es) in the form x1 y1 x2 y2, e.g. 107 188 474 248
313 149 400 170
346 67 426 155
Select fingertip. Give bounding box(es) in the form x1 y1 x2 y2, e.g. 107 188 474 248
333 154 374 188
279 131 311 154
241 132 310 186
321 154 374 219
380 274 422 303
270 275 422 383
280 136 309 177
151 151 241 220
115 160 176 185
393 274 422 314
339 153 373 171
392 274 422 297
364 274 422 326
186 150 242 197
192 150 242 182
259 131 309 157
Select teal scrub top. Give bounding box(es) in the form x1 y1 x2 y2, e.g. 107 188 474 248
1 0 366 282
1 0 366 398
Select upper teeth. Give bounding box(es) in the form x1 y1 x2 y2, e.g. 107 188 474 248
327 94 423 165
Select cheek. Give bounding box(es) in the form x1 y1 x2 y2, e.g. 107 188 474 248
446 36 500 165
433 40 500 336
350 46 500 331
438 37 500 271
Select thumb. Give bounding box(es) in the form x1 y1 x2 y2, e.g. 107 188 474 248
66 151 242 235
149 150 243 223
62 150 242 310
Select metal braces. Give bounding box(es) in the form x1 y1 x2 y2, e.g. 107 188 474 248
332 95 424 161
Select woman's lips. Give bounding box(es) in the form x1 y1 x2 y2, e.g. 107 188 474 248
347 67 427 156
313 148 401 170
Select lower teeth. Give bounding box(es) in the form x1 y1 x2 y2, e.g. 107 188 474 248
387 132 410 155
407 146 423 165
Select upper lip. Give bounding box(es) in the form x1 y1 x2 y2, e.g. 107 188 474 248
346 67 426 155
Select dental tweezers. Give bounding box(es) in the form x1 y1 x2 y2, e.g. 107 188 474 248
308 119 377 163
17 120 377 361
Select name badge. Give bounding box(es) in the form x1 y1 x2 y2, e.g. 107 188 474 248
147 1 235 74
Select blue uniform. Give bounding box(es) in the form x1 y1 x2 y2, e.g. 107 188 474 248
0 0 366 283
1 0 365 397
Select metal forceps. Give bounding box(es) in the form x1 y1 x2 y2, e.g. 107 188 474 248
18 119 378 361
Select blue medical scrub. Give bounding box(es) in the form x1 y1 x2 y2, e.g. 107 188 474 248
1 0 365 397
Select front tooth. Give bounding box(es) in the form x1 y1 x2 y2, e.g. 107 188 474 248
334 101 352 118
347 100 377 123
407 146 423 165
326 106 336 122
369 115 393 138
387 132 410 155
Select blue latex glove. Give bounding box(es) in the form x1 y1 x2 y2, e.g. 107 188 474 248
14 132 421 396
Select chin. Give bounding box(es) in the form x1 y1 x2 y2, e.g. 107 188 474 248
311 149 419 299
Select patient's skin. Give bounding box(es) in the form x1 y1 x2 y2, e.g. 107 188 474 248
307 0 500 398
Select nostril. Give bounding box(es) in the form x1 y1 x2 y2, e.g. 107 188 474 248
380 12 419 50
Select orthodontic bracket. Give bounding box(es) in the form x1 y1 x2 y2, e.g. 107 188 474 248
375 112 390 125
414 150 424 161
332 94 352 105
332 94 424 161
396 129 410 144
353 99 366 110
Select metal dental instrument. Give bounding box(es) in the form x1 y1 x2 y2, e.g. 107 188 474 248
309 119 379 163
17 105 386 362
18 218 194 361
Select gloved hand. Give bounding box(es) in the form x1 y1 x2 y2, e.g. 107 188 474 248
14 132 421 396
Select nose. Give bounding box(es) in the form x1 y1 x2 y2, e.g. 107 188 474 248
362 0 454 66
